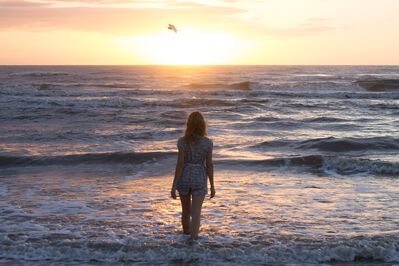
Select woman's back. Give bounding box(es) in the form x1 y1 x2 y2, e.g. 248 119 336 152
177 137 213 165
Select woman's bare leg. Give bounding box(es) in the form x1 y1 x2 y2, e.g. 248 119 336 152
179 194 191 234
190 194 205 240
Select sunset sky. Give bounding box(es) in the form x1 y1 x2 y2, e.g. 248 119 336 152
1 0 398 65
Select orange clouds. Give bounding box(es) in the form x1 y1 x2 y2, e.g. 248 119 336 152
0 1 245 35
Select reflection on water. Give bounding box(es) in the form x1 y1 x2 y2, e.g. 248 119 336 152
1 166 399 264
1 65 398 264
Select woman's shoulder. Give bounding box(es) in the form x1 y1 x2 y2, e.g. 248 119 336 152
202 136 213 147
178 137 188 144
202 136 212 142
177 137 186 149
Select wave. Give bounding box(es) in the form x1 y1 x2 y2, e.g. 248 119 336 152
298 136 399 152
293 73 336 77
355 79 399 91
219 155 324 170
254 115 281 122
0 151 176 167
26 82 139 91
323 156 399 176
0 151 320 168
158 110 187 126
253 136 399 153
302 116 349 123
8 71 71 77
0 84 185 100
2 84 399 104
254 116 352 123
219 155 399 176
249 89 399 100
255 81 354 92
92 82 137 89
149 98 236 108
186 81 254 90
1 151 397 176
12 95 144 109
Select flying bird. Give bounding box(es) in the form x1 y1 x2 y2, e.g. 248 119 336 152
167 24 178 33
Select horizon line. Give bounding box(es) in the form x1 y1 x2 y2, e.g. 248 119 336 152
1 64 399 67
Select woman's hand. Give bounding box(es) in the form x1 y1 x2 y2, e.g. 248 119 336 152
210 187 216 199
171 188 177 199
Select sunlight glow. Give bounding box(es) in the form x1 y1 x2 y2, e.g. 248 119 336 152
119 29 244 65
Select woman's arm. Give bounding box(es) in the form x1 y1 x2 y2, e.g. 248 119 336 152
171 149 184 199
206 149 215 198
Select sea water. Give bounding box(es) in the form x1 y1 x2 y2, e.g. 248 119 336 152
0 65 398 264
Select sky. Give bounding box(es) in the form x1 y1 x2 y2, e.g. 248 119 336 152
0 0 398 65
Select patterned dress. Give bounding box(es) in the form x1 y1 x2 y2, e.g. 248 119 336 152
176 136 213 196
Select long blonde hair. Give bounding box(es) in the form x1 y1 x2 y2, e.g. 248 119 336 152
184 111 207 143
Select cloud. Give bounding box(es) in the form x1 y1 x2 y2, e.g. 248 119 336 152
0 0 334 38
0 0 49 8
0 1 247 34
245 16 334 39
265 25 333 37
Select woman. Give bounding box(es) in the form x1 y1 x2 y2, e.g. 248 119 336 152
171 111 215 241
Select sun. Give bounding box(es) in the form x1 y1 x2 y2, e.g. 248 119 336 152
119 28 243 65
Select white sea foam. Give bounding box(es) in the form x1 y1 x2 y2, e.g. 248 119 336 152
323 156 399 176
0 237 398 264
39 200 94 215
1 169 399 264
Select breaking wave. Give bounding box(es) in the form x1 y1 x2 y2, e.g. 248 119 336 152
220 155 399 176
3 151 397 176
253 136 399 152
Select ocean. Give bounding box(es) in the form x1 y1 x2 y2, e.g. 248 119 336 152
0 65 398 264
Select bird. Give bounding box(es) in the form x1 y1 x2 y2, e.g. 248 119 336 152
167 24 178 33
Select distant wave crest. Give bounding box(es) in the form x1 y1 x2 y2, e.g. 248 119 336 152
354 79 399 91
186 81 254 90
8 71 71 77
